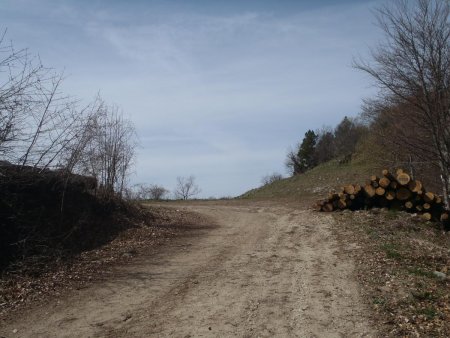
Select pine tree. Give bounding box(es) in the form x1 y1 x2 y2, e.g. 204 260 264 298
295 130 318 174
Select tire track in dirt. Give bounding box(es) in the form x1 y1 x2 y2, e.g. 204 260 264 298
0 203 374 337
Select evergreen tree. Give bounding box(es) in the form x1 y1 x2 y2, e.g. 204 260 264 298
295 130 318 174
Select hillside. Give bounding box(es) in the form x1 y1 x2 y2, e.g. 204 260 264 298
240 159 378 202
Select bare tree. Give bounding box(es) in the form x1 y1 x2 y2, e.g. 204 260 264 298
17 73 83 170
354 0 450 206
59 96 104 173
0 32 90 171
0 32 137 199
285 145 301 176
80 101 136 197
0 31 44 160
174 176 201 200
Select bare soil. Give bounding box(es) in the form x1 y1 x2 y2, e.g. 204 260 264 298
0 202 375 337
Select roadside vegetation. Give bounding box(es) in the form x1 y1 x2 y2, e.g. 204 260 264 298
0 30 142 274
335 210 450 336
0 29 205 319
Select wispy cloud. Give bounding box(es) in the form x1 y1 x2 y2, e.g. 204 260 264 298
0 0 382 197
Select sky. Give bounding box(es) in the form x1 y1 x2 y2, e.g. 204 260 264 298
0 0 383 198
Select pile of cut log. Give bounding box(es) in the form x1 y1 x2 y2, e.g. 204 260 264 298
315 169 449 224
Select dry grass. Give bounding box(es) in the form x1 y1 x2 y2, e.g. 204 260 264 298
240 159 377 203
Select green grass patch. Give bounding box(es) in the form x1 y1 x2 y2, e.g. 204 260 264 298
381 243 402 260
373 297 386 305
364 227 381 240
411 291 438 301
407 267 435 279
385 209 400 220
418 307 438 319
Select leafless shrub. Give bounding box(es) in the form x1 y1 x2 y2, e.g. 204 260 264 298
148 184 168 200
0 32 137 198
285 145 301 176
261 172 283 186
130 183 168 200
0 33 84 170
78 101 136 197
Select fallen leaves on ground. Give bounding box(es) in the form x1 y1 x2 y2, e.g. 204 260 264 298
333 209 450 337
0 205 209 321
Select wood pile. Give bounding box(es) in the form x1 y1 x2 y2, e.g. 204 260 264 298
315 169 449 225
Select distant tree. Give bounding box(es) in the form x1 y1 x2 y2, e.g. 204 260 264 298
333 116 366 159
285 130 318 175
285 146 301 176
148 184 168 200
129 183 168 200
313 127 335 164
261 172 283 186
174 176 201 200
297 130 318 174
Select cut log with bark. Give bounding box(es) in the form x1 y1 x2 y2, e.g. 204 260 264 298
363 184 376 198
424 192 435 203
343 185 355 195
315 168 448 228
375 187 386 196
396 187 412 201
379 177 391 189
396 172 411 186
405 201 414 209
385 190 396 201
408 180 423 193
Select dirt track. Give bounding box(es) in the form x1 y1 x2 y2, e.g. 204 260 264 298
0 203 374 337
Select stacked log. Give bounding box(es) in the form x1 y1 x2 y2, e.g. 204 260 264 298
315 169 448 226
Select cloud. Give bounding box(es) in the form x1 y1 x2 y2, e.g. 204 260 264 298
0 0 382 197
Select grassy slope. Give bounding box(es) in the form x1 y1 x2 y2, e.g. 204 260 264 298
240 159 378 202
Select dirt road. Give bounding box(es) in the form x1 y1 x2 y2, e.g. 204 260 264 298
1 203 374 337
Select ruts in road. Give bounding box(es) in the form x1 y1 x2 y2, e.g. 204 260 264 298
0 203 374 337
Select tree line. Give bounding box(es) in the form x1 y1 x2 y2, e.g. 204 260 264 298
128 175 201 201
287 0 450 208
285 116 367 175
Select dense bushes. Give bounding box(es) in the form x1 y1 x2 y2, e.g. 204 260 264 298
0 164 145 272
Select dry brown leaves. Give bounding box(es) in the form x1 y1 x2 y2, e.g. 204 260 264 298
0 205 208 321
333 209 450 337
